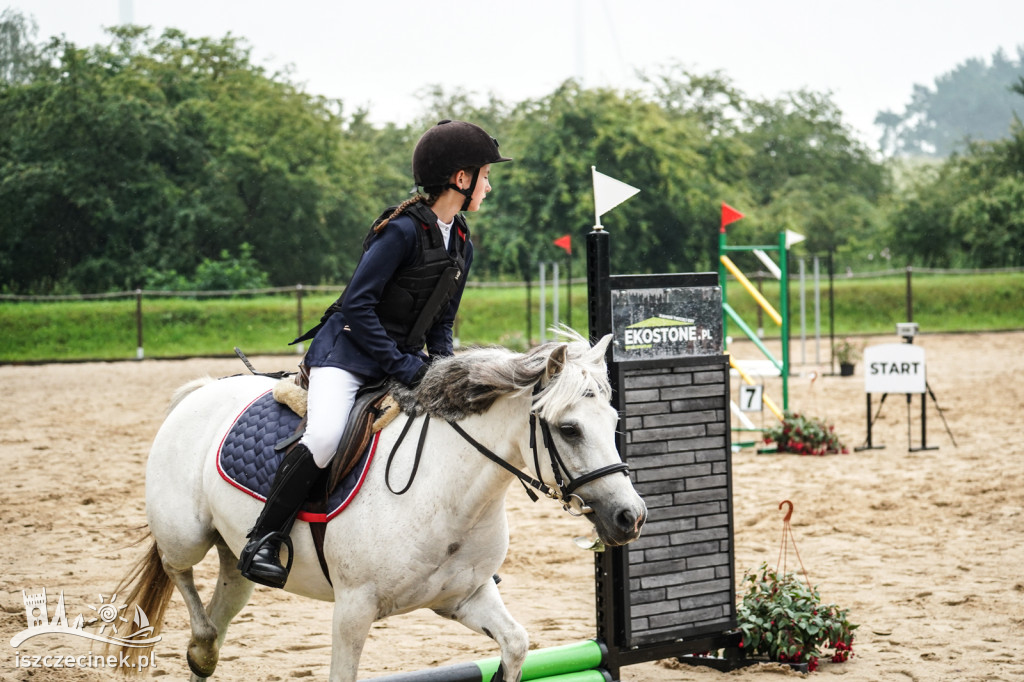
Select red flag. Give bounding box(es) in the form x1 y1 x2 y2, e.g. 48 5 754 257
721 203 745 233
553 234 572 254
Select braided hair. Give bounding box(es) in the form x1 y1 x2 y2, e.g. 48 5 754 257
373 185 448 234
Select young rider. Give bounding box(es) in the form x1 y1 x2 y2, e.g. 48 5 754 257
237 120 511 588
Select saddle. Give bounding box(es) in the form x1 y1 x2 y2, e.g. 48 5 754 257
272 370 400 492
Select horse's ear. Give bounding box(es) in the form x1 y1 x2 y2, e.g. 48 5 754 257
592 334 612 356
546 344 568 380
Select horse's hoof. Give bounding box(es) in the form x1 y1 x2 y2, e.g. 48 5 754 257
186 651 216 679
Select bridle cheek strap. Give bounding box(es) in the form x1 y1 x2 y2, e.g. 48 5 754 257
535 415 629 512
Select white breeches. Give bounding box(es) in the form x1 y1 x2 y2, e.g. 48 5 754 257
300 366 364 468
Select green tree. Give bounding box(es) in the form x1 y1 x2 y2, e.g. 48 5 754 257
0 7 38 84
485 80 738 277
0 26 372 293
739 90 889 264
877 47 1024 157
887 124 1024 267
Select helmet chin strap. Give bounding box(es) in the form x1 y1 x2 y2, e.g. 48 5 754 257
447 168 480 211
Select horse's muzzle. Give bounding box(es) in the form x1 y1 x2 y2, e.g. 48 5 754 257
590 499 647 547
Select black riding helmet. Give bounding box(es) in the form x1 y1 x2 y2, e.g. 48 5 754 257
413 120 512 210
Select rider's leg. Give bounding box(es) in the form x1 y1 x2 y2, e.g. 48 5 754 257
301 366 364 468
237 366 362 588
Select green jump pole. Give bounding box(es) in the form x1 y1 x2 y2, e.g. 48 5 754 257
779 231 790 411
369 640 607 682
722 303 782 372
527 671 611 682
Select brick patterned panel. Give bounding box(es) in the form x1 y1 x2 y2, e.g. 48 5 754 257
621 361 736 647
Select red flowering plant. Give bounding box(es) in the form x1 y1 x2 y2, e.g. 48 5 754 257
738 563 857 672
763 412 848 455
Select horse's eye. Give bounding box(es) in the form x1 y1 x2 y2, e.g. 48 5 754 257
558 423 581 440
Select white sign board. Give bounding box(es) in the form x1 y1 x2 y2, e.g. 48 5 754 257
864 343 926 394
739 384 763 412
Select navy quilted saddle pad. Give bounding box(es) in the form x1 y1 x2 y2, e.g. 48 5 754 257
217 390 377 523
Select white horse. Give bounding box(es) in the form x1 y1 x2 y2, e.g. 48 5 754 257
114 333 646 682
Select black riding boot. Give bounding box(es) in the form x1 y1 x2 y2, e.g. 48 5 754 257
237 443 322 588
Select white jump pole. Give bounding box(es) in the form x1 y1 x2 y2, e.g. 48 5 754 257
539 262 547 344
799 258 806 366
552 261 560 332
814 256 822 365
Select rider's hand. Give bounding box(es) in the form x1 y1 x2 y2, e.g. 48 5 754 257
407 363 428 389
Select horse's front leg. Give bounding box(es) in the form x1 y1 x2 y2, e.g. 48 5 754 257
442 581 529 682
328 587 377 682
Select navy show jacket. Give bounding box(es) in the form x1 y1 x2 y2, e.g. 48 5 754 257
302 213 473 385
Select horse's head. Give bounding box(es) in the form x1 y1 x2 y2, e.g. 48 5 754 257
527 333 647 547
405 330 646 546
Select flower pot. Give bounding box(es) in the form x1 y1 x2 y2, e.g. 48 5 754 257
839 362 855 376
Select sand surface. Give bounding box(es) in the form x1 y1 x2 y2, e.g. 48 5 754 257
2 331 1022 681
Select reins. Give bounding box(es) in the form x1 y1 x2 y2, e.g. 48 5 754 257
446 419 556 502
383 383 629 516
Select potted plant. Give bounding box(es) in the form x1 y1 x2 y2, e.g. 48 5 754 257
737 563 857 672
833 338 860 376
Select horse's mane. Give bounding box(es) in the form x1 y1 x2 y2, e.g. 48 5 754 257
393 328 611 422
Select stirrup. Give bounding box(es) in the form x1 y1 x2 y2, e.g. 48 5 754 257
238 532 295 587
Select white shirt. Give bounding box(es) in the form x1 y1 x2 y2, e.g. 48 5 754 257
436 217 454 251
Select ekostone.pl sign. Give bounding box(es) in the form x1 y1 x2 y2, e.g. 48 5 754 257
610 286 723 363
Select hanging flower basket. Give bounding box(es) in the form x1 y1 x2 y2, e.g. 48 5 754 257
737 563 858 672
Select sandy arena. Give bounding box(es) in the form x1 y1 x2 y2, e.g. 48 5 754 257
2 331 1022 681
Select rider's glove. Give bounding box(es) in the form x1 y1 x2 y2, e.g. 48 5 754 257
407 363 428 389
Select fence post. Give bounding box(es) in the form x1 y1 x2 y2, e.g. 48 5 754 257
135 289 144 360
905 265 913 322
295 284 305 354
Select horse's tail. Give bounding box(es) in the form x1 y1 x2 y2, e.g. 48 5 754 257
167 376 215 416
107 535 174 674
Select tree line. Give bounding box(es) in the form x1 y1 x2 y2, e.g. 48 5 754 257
1 13 1022 294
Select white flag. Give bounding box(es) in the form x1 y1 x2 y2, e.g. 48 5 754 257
785 229 806 249
592 167 640 223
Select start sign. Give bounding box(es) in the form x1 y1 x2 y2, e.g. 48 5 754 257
864 343 926 394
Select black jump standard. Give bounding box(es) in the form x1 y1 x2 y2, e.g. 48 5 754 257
586 228 743 678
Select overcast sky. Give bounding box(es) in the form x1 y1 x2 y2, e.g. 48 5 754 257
14 0 1024 148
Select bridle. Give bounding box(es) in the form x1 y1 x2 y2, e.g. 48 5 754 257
444 387 629 516
447 418 628 517
385 383 629 515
